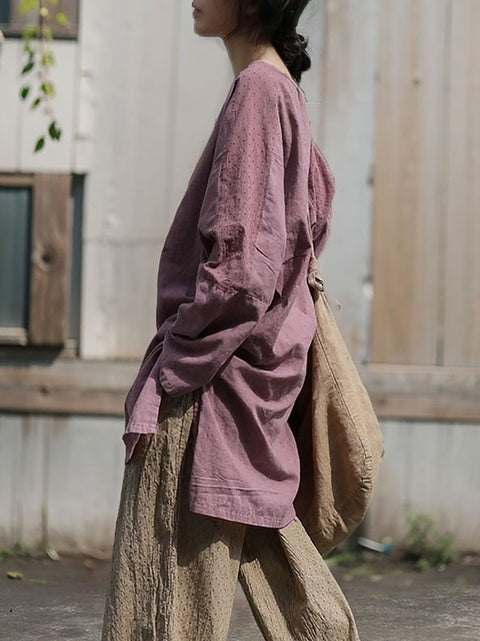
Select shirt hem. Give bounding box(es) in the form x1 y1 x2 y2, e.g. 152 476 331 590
189 495 297 529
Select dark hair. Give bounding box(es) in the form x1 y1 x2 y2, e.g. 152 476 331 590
229 0 312 84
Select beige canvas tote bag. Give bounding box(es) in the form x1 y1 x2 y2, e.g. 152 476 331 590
290 232 385 555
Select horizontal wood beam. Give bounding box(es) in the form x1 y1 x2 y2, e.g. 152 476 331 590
0 361 479 423
360 364 480 423
0 174 34 188
0 360 136 417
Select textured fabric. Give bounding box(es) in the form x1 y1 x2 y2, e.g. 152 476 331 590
290 255 385 555
122 59 336 528
102 394 360 641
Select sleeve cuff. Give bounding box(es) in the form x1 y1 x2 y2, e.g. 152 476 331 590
158 366 185 398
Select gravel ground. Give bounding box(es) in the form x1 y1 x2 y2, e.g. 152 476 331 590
1 552 479 640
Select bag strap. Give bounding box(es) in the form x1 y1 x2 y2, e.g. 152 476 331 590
306 200 325 293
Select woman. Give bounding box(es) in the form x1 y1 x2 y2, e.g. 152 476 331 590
102 1 360 639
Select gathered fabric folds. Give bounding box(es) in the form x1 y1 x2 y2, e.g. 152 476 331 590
101 393 360 641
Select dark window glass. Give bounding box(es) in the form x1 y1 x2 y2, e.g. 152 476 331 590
0 187 31 328
68 174 83 342
0 0 10 25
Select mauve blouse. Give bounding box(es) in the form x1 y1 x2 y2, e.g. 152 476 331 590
122 59 335 528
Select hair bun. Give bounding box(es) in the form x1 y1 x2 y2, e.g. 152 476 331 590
233 1 313 84
272 25 311 83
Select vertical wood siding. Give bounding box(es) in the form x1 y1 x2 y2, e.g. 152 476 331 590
370 0 480 368
371 0 449 365
443 0 480 367
318 0 380 363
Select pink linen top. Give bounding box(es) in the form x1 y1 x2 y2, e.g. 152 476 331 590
122 59 335 528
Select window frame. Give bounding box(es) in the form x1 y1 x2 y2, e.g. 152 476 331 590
0 0 79 40
0 172 72 348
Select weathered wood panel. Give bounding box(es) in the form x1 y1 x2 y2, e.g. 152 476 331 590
77 0 189 358
362 364 480 423
46 414 124 552
166 2 232 228
297 0 325 149
371 0 448 365
442 0 480 367
0 415 22 544
0 41 22 170
365 420 480 551
0 360 136 416
319 0 380 362
80 242 163 358
15 416 47 547
2 412 480 553
1 360 479 422
29 174 72 345
0 413 124 553
0 173 33 187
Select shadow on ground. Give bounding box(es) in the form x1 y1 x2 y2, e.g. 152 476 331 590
1 552 479 640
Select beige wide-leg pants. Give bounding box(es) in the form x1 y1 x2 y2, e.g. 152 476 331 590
101 393 360 641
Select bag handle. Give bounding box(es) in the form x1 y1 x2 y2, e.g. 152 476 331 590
305 200 325 293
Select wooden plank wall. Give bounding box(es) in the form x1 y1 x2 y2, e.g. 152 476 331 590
371 0 480 368
364 420 480 551
318 0 380 363
443 0 480 367
371 0 448 365
29 174 72 345
77 0 236 359
0 412 124 552
2 0 477 371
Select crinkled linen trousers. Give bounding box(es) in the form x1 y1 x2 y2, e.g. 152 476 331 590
101 393 360 641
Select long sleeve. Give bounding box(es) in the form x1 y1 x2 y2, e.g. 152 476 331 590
157 75 287 397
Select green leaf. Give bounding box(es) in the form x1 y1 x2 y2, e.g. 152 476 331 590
55 11 70 26
41 25 53 40
30 97 42 109
40 81 55 97
6 570 24 580
20 85 30 100
23 43 34 56
22 25 37 40
21 61 34 75
34 136 45 153
48 121 62 141
20 0 39 15
48 122 55 139
41 51 55 67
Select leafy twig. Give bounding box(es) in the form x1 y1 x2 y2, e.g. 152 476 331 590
18 0 70 152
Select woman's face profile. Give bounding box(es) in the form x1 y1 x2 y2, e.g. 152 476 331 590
191 0 241 38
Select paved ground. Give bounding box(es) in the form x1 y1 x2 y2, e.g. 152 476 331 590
1 551 479 640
